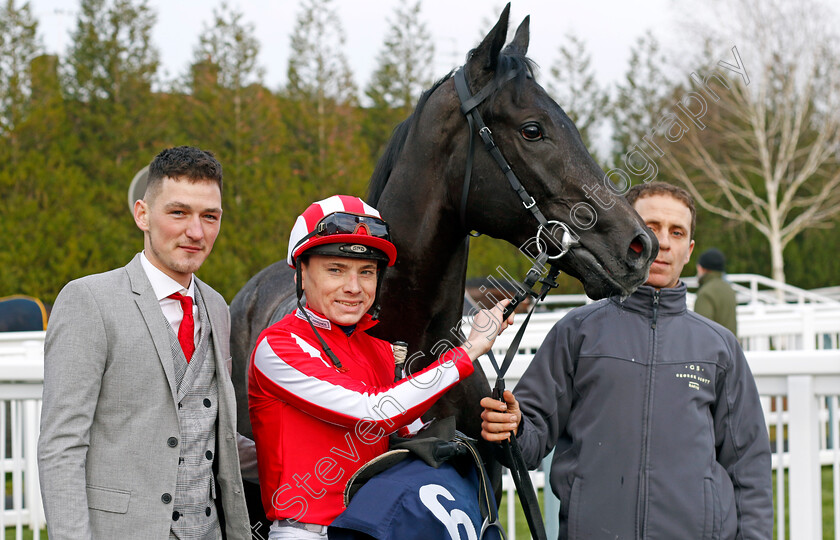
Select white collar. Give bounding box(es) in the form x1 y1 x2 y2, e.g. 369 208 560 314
139 251 195 301
295 307 331 330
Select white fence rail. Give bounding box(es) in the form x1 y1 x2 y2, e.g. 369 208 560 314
682 273 840 306
1 331 45 540
4 311 840 539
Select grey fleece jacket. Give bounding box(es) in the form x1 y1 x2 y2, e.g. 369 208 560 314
512 283 772 540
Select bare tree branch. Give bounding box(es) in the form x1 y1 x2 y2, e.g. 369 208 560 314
656 0 840 282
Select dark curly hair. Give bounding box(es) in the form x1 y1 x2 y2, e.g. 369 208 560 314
145 146 222 201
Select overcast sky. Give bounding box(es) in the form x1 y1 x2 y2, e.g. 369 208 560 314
28 0 679 94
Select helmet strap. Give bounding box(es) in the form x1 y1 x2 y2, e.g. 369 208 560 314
370 266 387 320
295 265 348 372
295 265 303 302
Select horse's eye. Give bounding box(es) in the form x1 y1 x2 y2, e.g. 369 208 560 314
520 123 543 141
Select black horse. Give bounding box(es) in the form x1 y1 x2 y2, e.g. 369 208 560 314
230 4 657 527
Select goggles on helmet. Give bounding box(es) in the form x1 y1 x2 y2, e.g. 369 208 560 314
288 204 398 268
313 212 391 241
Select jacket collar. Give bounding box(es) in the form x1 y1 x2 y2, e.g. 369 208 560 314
294 306 379 334
139 251 195 301
698 271 723 287
611 282 688 316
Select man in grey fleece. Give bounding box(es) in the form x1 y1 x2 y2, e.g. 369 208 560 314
481 182 772 539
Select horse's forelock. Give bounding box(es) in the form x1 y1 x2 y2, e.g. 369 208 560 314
490 51 536 106
366 53 534 207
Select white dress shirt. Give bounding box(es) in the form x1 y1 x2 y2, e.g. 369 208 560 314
139 251 200 346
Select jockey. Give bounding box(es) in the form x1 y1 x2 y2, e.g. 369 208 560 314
248 195 512 539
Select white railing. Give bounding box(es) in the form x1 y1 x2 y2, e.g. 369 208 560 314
482 297 840 361
682 273 840 305
4 326 840 539
0 331 45 540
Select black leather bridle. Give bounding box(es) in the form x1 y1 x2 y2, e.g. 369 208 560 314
453 66 578 264
453 65 580 540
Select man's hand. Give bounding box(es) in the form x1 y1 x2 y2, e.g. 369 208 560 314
480 390 521 442
462 300 514 361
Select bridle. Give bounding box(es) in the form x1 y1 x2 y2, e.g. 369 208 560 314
453 66 578 262
453 64 571 540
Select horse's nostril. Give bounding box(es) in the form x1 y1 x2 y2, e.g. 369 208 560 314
627 231 654 267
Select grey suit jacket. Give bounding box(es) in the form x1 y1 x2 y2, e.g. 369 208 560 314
38 254 251 539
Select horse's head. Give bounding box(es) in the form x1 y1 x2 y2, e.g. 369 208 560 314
453 5 657 299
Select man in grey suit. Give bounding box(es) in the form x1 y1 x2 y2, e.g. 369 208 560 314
38 146 251 539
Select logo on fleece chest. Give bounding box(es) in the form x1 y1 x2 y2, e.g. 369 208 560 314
675 364 711 390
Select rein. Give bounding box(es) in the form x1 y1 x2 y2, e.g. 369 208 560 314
454 65 577 540
463 253 558 540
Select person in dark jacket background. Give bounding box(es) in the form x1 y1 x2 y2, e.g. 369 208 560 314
480 182 772 539
695 247 738 335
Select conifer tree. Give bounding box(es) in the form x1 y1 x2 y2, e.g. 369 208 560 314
188 2 263 204
610 32 671 161
192 2 262 91
62 0 160 173
283 0 370 198
546 34 608 157
364 0 434 160
63 0 158 104
0 0 40 140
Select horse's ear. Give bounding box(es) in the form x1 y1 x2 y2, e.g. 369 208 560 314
467 3 510 77
508 16 530 55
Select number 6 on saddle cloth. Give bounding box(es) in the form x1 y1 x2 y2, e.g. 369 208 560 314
329 417 505 540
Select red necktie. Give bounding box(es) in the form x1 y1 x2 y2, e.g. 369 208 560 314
169 292 195 362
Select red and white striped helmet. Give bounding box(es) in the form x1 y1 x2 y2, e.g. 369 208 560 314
287 195 397 268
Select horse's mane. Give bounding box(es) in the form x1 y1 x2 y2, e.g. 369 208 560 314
366 72 452 206
366 46 535 207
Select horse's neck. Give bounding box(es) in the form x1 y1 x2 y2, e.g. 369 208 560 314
373 179 469 360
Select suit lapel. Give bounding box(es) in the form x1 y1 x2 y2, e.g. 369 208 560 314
196 278 235 428
126 255 179 405
196 278 226 372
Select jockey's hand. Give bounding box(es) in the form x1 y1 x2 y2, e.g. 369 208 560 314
480 390 521 442
462 300 514 361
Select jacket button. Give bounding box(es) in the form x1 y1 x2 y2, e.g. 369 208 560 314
161 493 172 504
205 450 213 460
172 510 180 521
203 398 212 407
167 437 178 448
205 506 212 517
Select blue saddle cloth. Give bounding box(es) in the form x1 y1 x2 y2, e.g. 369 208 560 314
329 456 503 540
0 296 47 332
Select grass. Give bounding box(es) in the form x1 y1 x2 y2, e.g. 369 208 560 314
826 466 837 540
4 528 41 540
499 490 536 538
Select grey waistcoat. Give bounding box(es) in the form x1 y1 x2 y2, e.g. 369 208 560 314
168 287 221 540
